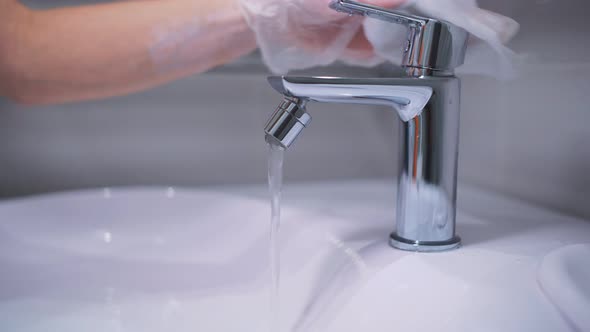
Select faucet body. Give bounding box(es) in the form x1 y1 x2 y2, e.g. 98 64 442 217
393 75 461 251
265 75 461 252
264 0 468 252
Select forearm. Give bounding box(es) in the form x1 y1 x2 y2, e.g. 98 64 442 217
0 0 256 105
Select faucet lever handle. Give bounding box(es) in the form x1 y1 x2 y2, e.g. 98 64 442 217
330 0 468 73
329 0 427 28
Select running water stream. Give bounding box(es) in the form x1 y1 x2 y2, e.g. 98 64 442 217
267 141 285 332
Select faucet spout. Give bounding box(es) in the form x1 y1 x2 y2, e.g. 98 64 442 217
264 76 433 149
268 76 433 122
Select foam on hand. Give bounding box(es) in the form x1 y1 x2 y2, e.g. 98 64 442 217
364 0 521 79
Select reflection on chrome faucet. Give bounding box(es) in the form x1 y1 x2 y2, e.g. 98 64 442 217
263 0 469 252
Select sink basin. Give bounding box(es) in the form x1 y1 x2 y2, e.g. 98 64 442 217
538 244 590 331
0 181 589 332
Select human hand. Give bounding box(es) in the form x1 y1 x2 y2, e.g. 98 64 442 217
239 0 406 73
364 0 520 78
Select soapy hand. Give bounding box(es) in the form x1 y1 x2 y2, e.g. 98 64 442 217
239 0 406 73
364 0 520 78
241 0 520 77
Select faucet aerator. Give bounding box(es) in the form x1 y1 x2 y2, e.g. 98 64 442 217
264 97 311 149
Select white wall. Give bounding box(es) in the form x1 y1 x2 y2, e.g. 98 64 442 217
0 0 588 219
460 0 590 218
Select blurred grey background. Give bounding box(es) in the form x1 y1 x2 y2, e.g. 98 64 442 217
1 0 589 219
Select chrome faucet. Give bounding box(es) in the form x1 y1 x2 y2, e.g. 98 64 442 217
264 0 469 252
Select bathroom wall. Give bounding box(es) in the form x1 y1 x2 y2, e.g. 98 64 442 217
0 0 589 219
459 0 590 219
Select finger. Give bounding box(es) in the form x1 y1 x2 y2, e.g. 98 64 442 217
347 26 374 52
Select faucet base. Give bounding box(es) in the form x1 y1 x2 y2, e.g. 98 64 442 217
389 233 461 253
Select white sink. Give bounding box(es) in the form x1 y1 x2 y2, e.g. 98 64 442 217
0 181 589 332
538 244 590 331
